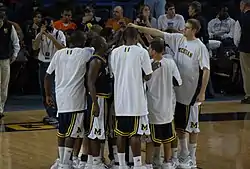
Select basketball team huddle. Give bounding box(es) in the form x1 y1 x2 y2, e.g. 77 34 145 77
44 19 210 169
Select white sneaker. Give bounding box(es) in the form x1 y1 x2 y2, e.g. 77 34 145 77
58 163 73 169
84 163 92 169
178 155 193 169
50 158 60 169
133 166 147 169
161 162 175 169
77 161 87 169
92 163 107 169
118 165 130 169
109 159 119 169
73 158 80 168
190 156 197 169
145 164 154 169
170 157 179 169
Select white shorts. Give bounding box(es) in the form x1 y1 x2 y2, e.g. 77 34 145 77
88 97 108 140
175 102 201 133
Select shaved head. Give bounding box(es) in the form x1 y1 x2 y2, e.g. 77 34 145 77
113 6 123 19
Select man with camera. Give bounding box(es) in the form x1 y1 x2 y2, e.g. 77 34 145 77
33 17 66 125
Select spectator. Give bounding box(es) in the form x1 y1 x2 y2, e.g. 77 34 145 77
144 0 166 19
105 6 131 32
188 1 215 98
0 12 20 119
53 8 77 32
158 2 185 32
188 1 209 47
32 17 66 124
77 5 103 32
234 0 250 104
24 11 42 55
208 7 235 41
208 6 235 58
135 4 157 28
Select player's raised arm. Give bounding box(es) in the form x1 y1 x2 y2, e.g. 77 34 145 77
128 23 165 38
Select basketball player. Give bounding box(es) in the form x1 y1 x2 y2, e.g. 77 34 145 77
86 36 111 169
44 31 94 169
145 38 182 169
129 19 210 169
109 27 153 169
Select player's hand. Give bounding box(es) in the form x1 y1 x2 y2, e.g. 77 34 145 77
10 56 16 64
46 95 55 107
196 92 205 102
151 61 161 71
127 23 137 28
93 102 100 117
40 25 46 33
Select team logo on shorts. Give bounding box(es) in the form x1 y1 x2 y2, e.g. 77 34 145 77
190 122 198 128
141 124 148 131
94 128 101 135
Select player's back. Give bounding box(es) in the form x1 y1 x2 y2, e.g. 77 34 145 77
110 45 152 116
110 45 148 91
54 48 93 91
147 58 182 124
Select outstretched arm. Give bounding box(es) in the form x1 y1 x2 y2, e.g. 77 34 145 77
128 23 165 38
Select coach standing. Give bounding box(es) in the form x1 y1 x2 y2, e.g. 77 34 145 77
234 0 250 104
0 12 20 119
33 17 66 124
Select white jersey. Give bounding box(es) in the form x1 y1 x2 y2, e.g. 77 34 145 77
109 45 153 116
163 33 210 105
146 58 182 124
46 47 94 113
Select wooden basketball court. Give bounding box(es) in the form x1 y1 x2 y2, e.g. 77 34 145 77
0 100 249 169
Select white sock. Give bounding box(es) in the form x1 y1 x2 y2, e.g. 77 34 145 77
63 147 73 165
172 148 178 158
58 147 65 163
92 157 101 165
100 143 105 159
117 153 126 166
133 156 142 167
188 143 197 159
153 147 160 165
112 145 119 163
179 138 189 157
129 146 133 163
87 155 93 164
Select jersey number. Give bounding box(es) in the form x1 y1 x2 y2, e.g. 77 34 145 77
124 47 130 52
66 50 73 55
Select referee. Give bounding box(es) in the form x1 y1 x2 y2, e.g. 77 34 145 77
234 0 250 104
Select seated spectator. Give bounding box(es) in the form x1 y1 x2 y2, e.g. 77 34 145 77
53 8 77 32
208 7 235 42
158 2 185 32
134 4 157 28
105 6 131 32
77 5 103 32
208 6 236 57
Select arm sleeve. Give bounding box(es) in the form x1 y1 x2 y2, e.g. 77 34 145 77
233 20 241 47
46 52 57 74
141 49 153 75
198 45 210 70
11 25 20 57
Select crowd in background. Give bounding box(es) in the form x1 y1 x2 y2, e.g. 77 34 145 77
0 0 249 116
